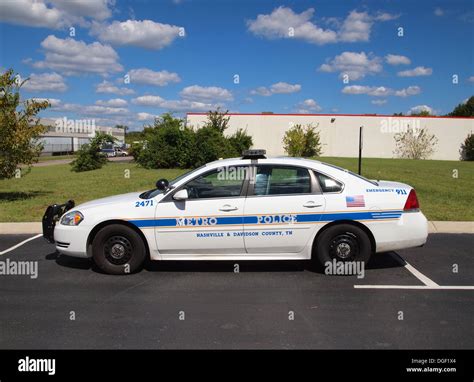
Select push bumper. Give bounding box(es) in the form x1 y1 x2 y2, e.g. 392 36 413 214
42 200 75 243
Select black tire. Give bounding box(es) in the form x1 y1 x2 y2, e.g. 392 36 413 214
92 224 147 275
315 224 372 270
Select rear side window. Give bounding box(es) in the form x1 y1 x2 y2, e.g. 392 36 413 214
316 173 343 193
254 165 311 195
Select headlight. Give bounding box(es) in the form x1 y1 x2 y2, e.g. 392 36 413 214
60 211 84 226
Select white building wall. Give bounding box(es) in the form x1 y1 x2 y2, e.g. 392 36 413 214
186 113 474 161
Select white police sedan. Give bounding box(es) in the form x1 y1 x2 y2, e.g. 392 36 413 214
43 150 428 275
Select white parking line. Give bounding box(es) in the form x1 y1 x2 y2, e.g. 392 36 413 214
0 234 43 256
389 252 439 287
354 252 474 291
354 285 474 290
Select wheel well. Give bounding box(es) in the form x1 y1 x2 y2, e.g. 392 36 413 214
312 220 376 256
87 220 150 258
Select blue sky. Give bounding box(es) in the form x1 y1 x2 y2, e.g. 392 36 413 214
0 0 473 130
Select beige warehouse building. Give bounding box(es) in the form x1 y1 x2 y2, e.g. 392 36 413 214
187 113 474 161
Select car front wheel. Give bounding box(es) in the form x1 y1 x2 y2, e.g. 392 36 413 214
315 224 372 270
92 224 147 275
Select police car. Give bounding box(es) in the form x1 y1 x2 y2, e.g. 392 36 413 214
42 150 428 275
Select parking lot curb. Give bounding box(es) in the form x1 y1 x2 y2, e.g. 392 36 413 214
0 221 473 235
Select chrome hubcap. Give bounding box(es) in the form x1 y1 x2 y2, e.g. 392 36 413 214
110 243 126 259
336 242 351 259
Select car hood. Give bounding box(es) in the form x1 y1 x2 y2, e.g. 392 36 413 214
75 192 143 210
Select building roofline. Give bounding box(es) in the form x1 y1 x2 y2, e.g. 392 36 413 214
186 112 474 120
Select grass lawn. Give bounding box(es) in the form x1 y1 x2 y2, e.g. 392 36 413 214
319 157 473 221
38 154 76 162
0 157 472 222
0 163 184 222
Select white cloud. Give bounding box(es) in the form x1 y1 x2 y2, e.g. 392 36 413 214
319 51 382 80
397 66 433 77
247 6 337 45
180 85 233 102
91 19 183 50
22 72 67 92
137 112 157 121
0 0 113 28
408 105 435 115
434 7 444 16
251 82 301 96
83 105 128 115
338 11 373 42
385 54 411 65
247 6 398 45
394 86 421 97
371 99 387 105
50 0 113 21
128 68 181 86
131 95 165 106
95 98 128 107
295 98 322 113
30 35 122 76
132 95 220 112
96 80 135 95
342 85 420 97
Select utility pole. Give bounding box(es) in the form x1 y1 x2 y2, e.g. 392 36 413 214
358 126 363 175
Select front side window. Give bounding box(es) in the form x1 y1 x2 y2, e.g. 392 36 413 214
184 166 248 199
254 165 311 195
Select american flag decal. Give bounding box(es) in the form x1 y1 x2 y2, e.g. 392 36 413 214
346 195 365 207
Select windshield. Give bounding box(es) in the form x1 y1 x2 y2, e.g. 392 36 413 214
139 165 206 199
322 163 378 186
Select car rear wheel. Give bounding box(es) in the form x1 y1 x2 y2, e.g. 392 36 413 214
92 224 147 275
315 224 372 271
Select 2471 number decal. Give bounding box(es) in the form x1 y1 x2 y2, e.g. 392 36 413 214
135 200 154 207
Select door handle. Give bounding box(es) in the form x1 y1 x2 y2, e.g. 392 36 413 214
303 201 322 208
219 205 238 212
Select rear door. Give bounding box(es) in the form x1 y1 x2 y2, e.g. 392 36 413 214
243 164 326 254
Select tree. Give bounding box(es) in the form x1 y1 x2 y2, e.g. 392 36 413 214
460 133 474 161
410 110 431 117
393 127 438 159
204 108 231 133
134 114 196 169
448 96 474 117
70 132 115 172
228 128 253 156
0 69 50 179
282 124 322 157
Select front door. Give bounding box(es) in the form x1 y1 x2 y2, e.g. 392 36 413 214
155 166 249 256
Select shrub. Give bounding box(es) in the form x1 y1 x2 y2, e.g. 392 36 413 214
282 124 322 157
460 133 474 161
70 132 115 172
135 115 196 169
228 128 253 156
393 127 438 159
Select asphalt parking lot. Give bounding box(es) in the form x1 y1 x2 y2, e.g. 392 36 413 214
0 233 472 349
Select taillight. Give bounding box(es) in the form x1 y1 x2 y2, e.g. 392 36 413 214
404 189 420 211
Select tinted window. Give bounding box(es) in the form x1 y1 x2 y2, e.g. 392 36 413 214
316 173 343 192
184 167 247 199
254 165 311 195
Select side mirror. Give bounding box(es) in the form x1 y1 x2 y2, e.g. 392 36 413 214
156 178 169 191
173 189 189 201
